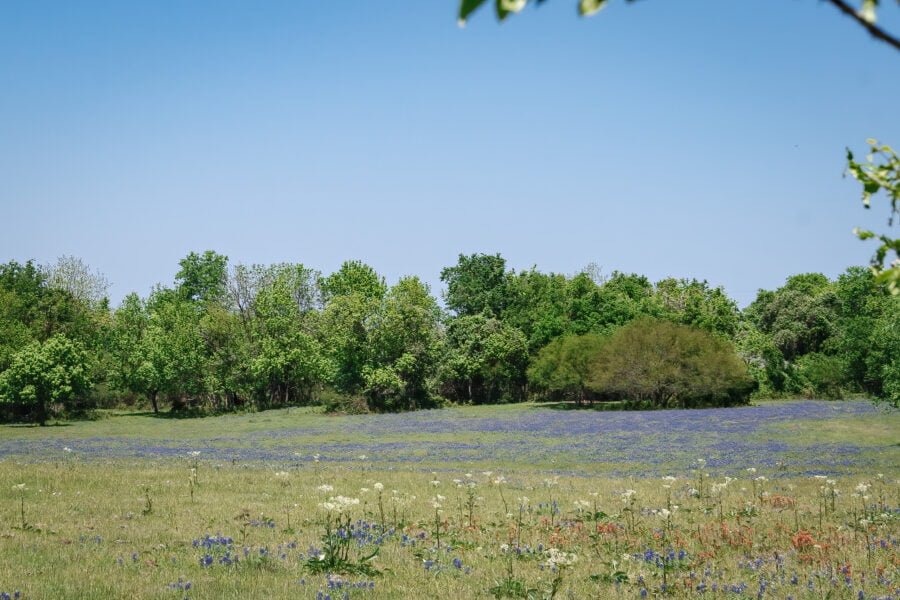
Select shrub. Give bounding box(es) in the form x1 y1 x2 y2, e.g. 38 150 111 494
588 319 754 408
794 353 847 400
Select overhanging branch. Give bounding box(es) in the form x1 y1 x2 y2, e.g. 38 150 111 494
825 0 900 51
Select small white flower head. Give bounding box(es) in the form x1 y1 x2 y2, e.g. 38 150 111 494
63 447 73 453
374 482 384 491
188 451 201 457
481 471 493 477
492 475 506 486
663 476 677 483
659 508 671 519
357 454 367 460
573 499 591 511
320 495 360 514
755 476 767 482
855 482 871 494
360 487 370 493
316 484 334 493
13 483 26 491
499 543 510 553
746 468 756 474
545 548 578 568
430 479 440 487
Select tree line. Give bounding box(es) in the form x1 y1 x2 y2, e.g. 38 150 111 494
0 252 897 423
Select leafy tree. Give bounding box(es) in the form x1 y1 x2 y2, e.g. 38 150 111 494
734 324 788 397
364 276 442 411
440 314 529 403
175 250 229 305
440 253 511 317
528 333 605 403
0 260 105 377
0 335 91 425
107 293 154 407
320 260 386 303
589 319 753 408
745 274 838 361
200 303 253 411
655 278 740 338
865 295 900 406
504 269 569 351
44 255 110 307
142 289 206 412
794 352 848 400
588 271 659 333
320 263 387 394
251 275 330 406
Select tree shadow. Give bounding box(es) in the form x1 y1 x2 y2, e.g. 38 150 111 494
529 401 653 412
112 410 205 420
3 421 72 428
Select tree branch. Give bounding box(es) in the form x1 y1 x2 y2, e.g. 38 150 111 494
825 0 900 52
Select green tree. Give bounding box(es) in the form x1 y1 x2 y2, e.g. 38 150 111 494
440 253 511 317
745 274 838 361
527 333 606 403
142 289 206 412
734 323 788 397
504 268 569 351
44 255 110 307
589 319 753 408
251 275 330 406
364 276 442 411
655 278 740 338
107 293 154 408
0 335 91 425
440 314 529 403
320 262 386 394
320 260 386 303
175 250 229 305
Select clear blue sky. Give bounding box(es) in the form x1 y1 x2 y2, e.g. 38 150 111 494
2 1 898 307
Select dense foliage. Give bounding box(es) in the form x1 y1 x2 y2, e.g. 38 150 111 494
0 253 897 422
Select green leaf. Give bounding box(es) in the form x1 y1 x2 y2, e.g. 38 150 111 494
459 0 489 25
579 0 608 16
497 0 527 21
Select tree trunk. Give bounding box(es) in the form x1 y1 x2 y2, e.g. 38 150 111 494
36 401 48 426
150 391 159 414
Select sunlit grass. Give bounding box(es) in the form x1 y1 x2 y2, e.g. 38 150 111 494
0 400 897 599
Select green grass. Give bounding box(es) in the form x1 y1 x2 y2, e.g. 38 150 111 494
0 401 897 599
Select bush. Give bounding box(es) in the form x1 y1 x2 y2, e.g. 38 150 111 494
588 319 754 408
320 389 370 415
794 353 847 399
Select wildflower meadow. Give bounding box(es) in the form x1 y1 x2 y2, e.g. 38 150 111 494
0 400 897 599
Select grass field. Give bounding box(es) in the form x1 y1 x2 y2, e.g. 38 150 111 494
0 400 897 599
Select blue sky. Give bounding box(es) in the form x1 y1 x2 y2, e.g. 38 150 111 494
1 1 898 307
